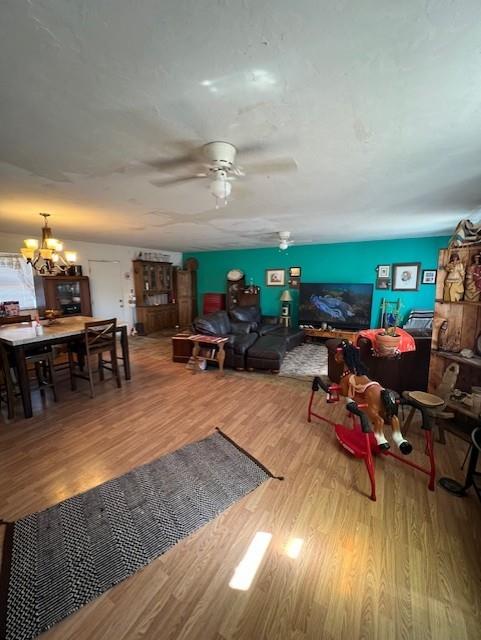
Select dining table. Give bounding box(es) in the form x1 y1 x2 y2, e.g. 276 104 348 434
0 316 131 418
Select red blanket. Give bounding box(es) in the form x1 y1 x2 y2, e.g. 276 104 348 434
357 328 416 353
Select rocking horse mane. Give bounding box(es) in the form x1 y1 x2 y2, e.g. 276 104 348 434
340 340 369 376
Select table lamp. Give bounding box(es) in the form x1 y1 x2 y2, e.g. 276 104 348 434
280 289 292 317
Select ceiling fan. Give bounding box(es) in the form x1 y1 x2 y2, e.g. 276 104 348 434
278 230 294 251
248 229 295 250
144 141 297 208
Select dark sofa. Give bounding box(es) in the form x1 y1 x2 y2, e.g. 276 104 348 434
228 305 281 336
192 310 258 369
191 307 304 371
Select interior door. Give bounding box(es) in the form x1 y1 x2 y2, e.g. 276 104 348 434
88 260 124 320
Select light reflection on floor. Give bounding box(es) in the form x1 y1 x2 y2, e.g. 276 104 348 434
229 531 272 591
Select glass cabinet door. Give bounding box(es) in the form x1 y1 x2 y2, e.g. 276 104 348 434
55 281 81 315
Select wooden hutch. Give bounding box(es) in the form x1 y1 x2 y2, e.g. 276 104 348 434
429 245 481 394
34 275 92 317
226 275 260 311
133 260 177 334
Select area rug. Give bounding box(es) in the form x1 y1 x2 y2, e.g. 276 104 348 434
0 429 281 640
279 343 328 380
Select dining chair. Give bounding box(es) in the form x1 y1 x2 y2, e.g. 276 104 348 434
0 342 58 420
0 342 16 419
68 318 121 398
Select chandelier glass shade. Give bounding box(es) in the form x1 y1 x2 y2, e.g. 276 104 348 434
20 213 77 275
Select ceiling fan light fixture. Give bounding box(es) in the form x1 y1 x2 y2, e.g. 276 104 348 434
210 174 232 208
279 239 289 251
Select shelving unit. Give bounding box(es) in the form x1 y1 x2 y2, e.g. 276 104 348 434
429 245 481 393
132 260 177 334
34 275 92 317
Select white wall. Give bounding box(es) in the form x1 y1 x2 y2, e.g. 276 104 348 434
0 231 182 327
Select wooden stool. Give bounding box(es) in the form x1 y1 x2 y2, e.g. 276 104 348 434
402 391 447 440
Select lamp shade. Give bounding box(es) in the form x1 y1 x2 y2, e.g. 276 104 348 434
280 289 292 302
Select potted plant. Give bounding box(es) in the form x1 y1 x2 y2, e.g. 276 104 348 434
376 315 401 356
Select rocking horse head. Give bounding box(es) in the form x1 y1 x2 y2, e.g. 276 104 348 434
335 340 369 376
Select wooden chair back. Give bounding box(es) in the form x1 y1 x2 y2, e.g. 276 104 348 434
0 341 16 418
84 318 117 356
0 315 32 325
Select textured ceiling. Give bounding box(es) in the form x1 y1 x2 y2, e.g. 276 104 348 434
1 0 481 251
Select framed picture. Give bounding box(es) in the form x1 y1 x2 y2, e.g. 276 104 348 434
376 277 391 290
377 265 390 278
422 269 437 285
392 262 421 291
289 266 301 278
289 277 300 289
265 268 285 286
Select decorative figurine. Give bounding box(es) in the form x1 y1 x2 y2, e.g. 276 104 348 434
443 252 465 302
464 253 481 302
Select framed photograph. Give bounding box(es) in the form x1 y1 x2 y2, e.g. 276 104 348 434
376 277 391 290
289 277 300 289
289 266 301 278
422 269 437 284
392 262 421 291
377 265 390 278
266 268 285 286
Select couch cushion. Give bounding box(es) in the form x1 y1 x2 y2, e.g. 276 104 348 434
257 323 280 336
269 328 304 350
231 333 258 354
193 310 231 336
229 305 261 326
247 335 287 360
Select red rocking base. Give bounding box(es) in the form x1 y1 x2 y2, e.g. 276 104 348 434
308 388 436 502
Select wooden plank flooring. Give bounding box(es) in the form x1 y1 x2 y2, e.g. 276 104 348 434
1 337 480 639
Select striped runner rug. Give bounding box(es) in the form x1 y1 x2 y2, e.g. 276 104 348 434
0 429 282 640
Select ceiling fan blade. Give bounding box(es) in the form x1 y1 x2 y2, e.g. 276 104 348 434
239 157 298 174
150 175 205 187
234 142 266 156
143 149 204 172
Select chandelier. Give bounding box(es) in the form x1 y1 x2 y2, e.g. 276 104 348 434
20 213 78 275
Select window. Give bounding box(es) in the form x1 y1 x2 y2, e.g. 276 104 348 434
0 253 36 309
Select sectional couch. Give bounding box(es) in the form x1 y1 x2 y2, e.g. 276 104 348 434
192 306 304 371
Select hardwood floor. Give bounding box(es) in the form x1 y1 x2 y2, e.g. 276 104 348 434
1 337 480 639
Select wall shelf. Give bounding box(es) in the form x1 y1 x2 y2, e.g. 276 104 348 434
432 349 481 369
430 245 481 395
435 299 481 307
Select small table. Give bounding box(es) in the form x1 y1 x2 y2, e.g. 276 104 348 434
189 334 229 375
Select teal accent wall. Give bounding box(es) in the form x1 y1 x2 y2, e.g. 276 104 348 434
185 235 449 327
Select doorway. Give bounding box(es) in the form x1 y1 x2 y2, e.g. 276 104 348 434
88 260 124 320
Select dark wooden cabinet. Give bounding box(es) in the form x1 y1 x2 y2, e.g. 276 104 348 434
34 275 92 317
135 304 178 333
174 268 197 329
132 259 178 334
227 276 260 311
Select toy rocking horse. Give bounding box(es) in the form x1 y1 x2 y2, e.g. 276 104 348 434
307 340 436 501
335 340 412 454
